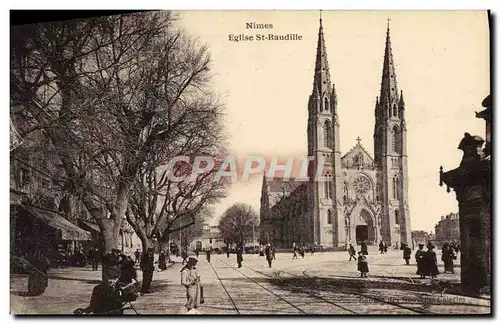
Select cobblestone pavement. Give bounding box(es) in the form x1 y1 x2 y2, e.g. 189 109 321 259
10 248 490 315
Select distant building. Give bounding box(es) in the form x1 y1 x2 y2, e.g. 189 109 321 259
434 213 460 248
190 224 225 251
411 230 431 249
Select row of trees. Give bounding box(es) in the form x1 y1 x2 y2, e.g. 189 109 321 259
10 11 228 278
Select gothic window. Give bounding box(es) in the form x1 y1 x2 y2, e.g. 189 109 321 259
324 120 333 148
324 176 332 199
395 209 399 225
392 126 400 152
393 104 398 118
392 176 399 200
327 209 332 225
325 97 329 111
343 182 349 202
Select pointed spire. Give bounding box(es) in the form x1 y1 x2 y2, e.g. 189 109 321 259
379 18 398 107
331 83 337 107
312 12 331 95
399 90 405 106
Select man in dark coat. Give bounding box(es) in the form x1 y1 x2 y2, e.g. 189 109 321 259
379 240 385 254
226 246 231 258
140 248 155 295
158 251 167 271
90 247 100 271
361 241 369 255
134 249 141 264
264 244 273 268
236 246 243 268
206 248 212 263
403 244 412 265
415 243 426 278
348 244 357 261
181 249 189 265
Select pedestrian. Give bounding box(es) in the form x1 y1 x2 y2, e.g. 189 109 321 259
236 246 243 268
403 244 412 265
292 246 298 259
158 250 167 271
264 244 273 268
299 247 305 259
27 250 49 296
379 240 385 254
180 257 202 313
383 243 388 253
181 249 189 265
361 241 369 255
425 242 439 279
140 248 155 295
272 245 276 260
226 246 230 258
206 248 212 263
195 248 200 259
91 247 100 271
348 244 357 261
357 251 369 278
134 249 141 264
259 246 265 257
415 243 426 279
310 245 315 256
441 242 456 274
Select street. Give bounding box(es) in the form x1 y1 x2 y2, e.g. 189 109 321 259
10 248 490 315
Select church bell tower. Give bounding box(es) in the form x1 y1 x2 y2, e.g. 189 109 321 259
307 15 345 247
373 20 411 247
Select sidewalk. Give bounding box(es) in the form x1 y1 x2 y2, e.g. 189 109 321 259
10 254 234 315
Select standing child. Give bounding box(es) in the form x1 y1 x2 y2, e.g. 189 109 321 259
181 257 202 313
357 251 369 278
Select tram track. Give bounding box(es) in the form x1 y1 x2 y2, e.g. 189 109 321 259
216 256 432 315
214 257 353 314
208 261 241 314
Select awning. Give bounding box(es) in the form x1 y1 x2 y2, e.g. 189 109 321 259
78 219 101 233
24 206 91 241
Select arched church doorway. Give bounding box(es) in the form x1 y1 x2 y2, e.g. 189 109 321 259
352 209 376 245
356 225 368 244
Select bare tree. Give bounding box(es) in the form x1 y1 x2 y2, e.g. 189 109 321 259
10 12 215 279
218 203 259 247
122 24 229 255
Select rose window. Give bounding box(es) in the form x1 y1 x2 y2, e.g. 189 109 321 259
353 176 371 196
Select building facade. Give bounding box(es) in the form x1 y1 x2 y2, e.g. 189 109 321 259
433 213 460 248
259 19 412 248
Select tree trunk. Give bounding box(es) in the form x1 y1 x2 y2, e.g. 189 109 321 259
100 218 122 282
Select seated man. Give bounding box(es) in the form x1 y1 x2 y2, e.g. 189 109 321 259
75 279 125 315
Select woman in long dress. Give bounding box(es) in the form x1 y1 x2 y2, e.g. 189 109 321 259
415 243 426 278
425 243 439 279
441 243 456 274
357 252 369 278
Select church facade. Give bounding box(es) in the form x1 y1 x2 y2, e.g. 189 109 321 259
259 18 412 248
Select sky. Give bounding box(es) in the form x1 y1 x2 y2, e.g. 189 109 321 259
174 10 490 232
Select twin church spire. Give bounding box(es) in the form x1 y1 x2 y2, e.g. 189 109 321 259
311 16 403 120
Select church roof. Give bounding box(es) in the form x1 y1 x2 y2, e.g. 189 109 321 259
263 176 307 208
341 138 375 169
